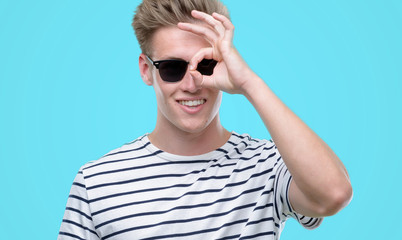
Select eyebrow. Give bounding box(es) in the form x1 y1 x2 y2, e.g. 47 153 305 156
157 55 187 61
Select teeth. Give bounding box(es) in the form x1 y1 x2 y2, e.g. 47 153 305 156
179 99 205 107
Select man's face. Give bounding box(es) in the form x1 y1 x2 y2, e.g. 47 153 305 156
144 26 222 135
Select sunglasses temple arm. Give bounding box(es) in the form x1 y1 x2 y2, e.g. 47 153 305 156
145 55 156 66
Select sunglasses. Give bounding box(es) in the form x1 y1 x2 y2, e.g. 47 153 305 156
146 55 218 82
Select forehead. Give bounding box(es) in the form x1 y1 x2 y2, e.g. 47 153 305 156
150 26 211 60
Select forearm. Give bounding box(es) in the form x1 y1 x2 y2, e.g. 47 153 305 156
242 74 352 212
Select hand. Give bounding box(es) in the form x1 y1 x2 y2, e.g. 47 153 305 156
177 10 257 95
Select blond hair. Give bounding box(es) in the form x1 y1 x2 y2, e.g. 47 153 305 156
132 0 230 56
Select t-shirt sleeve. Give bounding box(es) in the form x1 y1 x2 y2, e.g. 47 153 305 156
58 167 100 240
273 155 323 230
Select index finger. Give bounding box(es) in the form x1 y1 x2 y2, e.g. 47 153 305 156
191 10 225 34
177 22 217 45
212 12 234 31
189 47 215 71
211 12 234 45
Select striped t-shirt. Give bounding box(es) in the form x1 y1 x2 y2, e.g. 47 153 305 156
59 132 322 240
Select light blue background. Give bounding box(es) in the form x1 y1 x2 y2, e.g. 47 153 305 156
0 0 401 239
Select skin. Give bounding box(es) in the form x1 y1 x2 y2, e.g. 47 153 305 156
139 10 353 217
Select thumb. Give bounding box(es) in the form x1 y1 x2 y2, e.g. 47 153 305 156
189 70 217 90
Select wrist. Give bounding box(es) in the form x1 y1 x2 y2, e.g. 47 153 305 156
240 73 267 98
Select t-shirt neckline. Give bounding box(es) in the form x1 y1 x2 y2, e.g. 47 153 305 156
141 131 237 161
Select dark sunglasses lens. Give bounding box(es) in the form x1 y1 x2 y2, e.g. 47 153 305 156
197 59 218 76
158 60 188 82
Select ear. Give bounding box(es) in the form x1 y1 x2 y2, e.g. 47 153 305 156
139 53 153 86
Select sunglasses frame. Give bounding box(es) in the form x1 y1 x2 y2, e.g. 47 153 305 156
146 55 187 69
146 55 217 82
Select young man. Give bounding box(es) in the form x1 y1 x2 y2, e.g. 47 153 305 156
59 0 352 239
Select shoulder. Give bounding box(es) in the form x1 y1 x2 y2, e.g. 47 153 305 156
223 132 281 169
80 134 151 177
228 132 276 154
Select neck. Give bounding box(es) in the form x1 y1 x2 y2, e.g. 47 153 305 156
148 115 231 156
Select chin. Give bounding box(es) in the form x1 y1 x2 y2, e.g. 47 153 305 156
178 124 207 134
177 119 211 134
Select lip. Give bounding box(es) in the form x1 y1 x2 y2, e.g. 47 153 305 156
176 98 207 114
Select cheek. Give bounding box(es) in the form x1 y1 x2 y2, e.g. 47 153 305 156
153 76 166 102
154 86 165 104
210 91 223 114
153 79 176 111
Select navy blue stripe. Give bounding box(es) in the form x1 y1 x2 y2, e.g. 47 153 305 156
232 133 259 143
121 134 145 146
119 219 248 240
233 164 255 173
218 146 275 162
90 183 192 204
62 219 99 237
69 194 89 204
58 232 85 240
87 168 208 191
274 161 286 220
227 140 248 154
121 134 147 146
106 206 255 240
83 150 163 171
237 140 249 147
65 207 92 221
238 151 275 161
234 147 242 155
253 202 274 211
285 175 301 222
275 222 280 228
72 182 85 188
229 141 272 154
228 140 250 147
246 217 274 226
304 216 314 225
85 159 211 179
239 231 275 239
285 174 293 214
304 217 319 228
103 141 151 158
210 162 237 168
216 234 241 240
311 218 320 227
215 148 229 154
95 185 265 229
245 143 271 151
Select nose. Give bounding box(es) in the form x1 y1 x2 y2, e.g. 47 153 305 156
179 70 201 93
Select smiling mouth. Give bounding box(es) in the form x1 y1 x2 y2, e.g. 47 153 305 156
178 99 206 107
